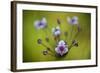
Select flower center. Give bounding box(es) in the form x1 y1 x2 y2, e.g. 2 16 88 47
71 19 75 23
55 29 59 32
59 46 64 51
39 22 43 26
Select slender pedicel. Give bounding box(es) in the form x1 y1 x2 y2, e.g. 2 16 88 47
77 24 81 32
42 50 56 57
37 39 54 54
64 31 68 36
48 53 56 57
72 31 79 40
57 18 61 25
37 39 50 48
69 25 74 42
54 35 60 44
47 48 54 53
64 31 68 40
45 37 49 42
68 40 78 51
72 24 81 40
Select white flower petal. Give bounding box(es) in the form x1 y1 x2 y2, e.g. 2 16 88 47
73 16 78 21
63 48 68 54
52 28 55 33
55 47 60 53
67 16 71 23
54 30 61 36
42 17 47 24
56 26 60 29
55 47 62 55
34 20 40 29
58 44 66 48
58 40 65 45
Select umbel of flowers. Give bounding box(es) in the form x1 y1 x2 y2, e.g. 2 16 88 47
34 16 81 57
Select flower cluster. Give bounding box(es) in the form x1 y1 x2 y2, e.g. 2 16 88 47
34 16 81 57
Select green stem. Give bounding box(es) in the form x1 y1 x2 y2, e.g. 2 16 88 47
72 25 81 40
68 43 74 51
47 48 55 54
73 31 79 40
68 25 74 43
48 53 56 57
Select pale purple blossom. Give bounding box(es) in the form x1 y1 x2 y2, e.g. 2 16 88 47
55 40 68 56
67 16 78 25
52 26 61 36
34 17 47 29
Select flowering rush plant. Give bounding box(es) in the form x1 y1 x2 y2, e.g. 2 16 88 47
34 16 81 57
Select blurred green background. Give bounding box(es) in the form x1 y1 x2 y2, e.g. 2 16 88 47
23 10 91 62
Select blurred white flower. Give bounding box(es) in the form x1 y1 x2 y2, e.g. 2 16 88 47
52 26 61 36
67 16 78 25
55 40 68 56
34 17 47 29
